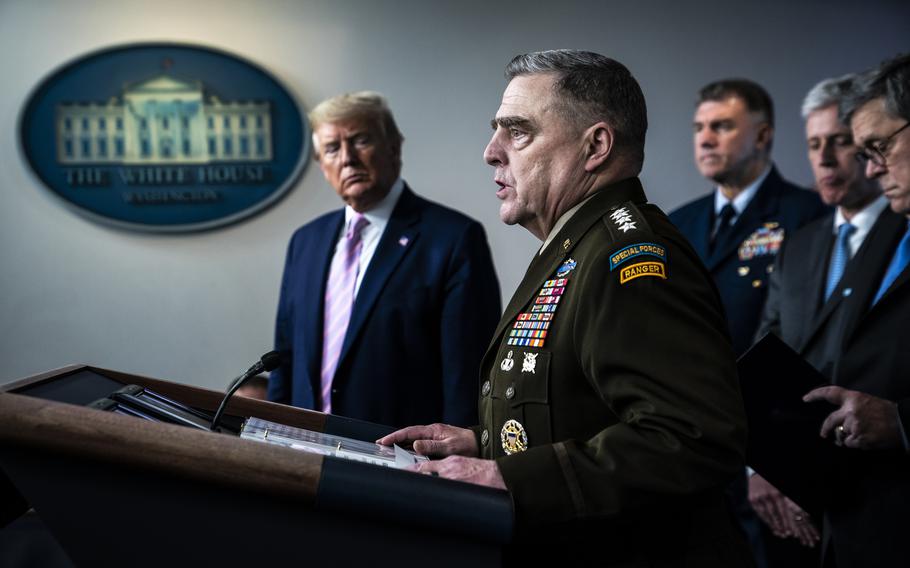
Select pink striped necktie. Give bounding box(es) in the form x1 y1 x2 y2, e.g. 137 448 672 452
320 213 369 413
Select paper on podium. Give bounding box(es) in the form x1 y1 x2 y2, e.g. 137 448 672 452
737 333 838 514
240 417 428 469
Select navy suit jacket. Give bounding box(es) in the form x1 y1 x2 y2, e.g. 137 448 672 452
759 207 908 568
820 210 910 568
268 185 501 428
669 166 829 355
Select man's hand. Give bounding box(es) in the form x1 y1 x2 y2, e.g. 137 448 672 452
803 386 902 450
377 423 478 458
748 473 819 547
414 456 507 490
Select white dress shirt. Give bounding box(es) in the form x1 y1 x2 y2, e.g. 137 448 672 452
334 178 404 297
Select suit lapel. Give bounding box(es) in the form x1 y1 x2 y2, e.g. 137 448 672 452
838 210 907 348
337 186 421 368
306 212 345 383
705 168 782 271
796 219 837 350
689 203 713 262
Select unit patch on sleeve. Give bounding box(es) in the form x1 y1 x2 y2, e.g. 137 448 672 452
619 261 667 284
609 242 666 271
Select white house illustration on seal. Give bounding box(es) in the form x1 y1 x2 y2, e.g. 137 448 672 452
56 74 272 164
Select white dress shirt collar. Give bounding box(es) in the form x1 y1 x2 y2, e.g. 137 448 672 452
713 164 772 216
832 194 889 257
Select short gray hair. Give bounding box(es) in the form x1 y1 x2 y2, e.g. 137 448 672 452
309 91 404 153
505 50 648 171
801 74 857 120
841 53 910 125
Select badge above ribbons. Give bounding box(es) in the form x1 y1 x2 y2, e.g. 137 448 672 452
507 258 577 348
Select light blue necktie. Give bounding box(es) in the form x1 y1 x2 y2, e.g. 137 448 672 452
873 221 910 305
825 223 856 300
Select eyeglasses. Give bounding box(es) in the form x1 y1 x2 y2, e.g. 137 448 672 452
854 121 910 167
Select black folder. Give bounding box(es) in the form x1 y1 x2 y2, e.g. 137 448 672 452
737 333 838 514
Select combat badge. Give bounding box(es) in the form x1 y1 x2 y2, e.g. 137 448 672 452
500 350 515 372
501 419 528 455
556 258 577 277
521 352 538 374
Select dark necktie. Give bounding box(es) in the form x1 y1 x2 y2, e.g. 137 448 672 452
710 203 737 254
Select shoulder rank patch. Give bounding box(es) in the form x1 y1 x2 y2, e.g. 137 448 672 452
609 242 666 271
739 227 785 261
609 207 638 233
603 202 650 241
619 261 667 284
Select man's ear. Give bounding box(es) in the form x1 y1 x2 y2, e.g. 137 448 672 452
584 122 614 172
756 123 773 151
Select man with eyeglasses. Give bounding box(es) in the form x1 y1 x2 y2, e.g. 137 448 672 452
796 53 910 568
750 73 886 566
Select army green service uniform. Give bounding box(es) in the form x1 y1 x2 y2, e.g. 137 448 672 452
478 178 753 567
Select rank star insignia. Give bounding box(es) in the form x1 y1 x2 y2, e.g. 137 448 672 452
610 207 637 232
500 350 515 372
501 419 528 455
521 352 538 374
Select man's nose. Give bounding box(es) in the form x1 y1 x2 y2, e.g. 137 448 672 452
696 129 716 148
484 133 504 166
341 141 361 166
819 141 837 167
865 156 886 179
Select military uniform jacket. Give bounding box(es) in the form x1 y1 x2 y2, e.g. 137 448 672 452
669 167 829 355
478 178 751 565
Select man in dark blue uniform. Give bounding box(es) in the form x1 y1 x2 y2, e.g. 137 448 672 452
670 79 829 357
669 79 829 568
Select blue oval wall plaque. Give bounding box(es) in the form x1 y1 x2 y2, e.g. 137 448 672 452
20 43 309 232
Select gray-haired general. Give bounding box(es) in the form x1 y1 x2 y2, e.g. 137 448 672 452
795 53 910 568
268 91 501 428
750 73 886 565
380 50 752 566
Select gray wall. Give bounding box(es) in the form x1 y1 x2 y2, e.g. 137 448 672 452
1 0 907 389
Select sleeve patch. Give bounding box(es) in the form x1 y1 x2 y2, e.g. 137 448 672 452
609 242 667 271
619 261 667 284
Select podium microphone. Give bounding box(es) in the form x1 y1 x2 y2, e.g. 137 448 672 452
211 350 283 432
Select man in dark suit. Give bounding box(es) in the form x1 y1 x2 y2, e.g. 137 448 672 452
380 50 752 566
670 79 828 568
268 91 501 428
751 74 885 560
797 53 910 568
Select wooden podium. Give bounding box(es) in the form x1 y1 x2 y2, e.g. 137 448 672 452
0 365 513 567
